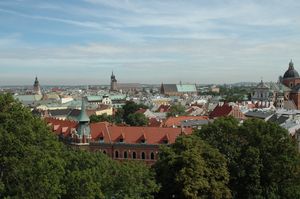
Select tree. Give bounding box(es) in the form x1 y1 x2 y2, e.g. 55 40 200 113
123 101 148 124
109 161 159 199
62 149 159 199
90 113 113 123
197 117 300 198
154 135 231 199
0 94 159 198
127 113 149 126
166 104 186 117
0 94 65 198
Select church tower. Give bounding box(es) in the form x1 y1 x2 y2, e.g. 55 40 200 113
110 71 117 91
33 76 42 95
75 98 91 144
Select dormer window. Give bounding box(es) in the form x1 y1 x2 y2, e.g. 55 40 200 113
163 139 169 144
99 136 104 142
119 138 124 143
141 139 146 144
139 133 147 144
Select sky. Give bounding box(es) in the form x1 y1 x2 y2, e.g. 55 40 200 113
1 0 300 85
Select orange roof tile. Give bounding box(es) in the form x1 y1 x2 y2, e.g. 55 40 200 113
163 116 209 127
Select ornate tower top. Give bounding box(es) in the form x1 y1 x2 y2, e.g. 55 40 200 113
289 59 294 70
78 98 90 123
33 76 41 95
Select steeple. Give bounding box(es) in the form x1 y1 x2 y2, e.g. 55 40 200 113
110 71 117 91
33 76 41 95
75 98 91 144
289 59 294 70
78 98 90 123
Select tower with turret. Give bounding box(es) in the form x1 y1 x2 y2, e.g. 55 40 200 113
110 71 117 91
33 76 42 95
75 98 91 144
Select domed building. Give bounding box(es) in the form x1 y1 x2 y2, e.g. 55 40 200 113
281 60 300 109
282 60 300 88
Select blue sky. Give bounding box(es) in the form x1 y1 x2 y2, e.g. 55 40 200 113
1 0 300 85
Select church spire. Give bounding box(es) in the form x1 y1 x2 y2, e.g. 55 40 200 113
289 59 294 70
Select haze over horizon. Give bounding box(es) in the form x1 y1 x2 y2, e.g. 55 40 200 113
1 0 300 85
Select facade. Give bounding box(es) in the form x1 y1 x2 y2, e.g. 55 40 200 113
46 117 192 164
45 101 192 163
110 71 117 91
281 60 300 109
33 76 42 95
251 80 270 101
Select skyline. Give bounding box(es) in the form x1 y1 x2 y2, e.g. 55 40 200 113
1 0 300 85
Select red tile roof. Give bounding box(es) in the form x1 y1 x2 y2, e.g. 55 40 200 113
163 116 209 127
45 118 192 145
45 117 78 136
90 122 193 145
209 103 232 118
157 104 171 112
148 118 162 127
135 108 147 114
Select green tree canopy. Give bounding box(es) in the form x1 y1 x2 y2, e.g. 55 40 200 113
90 113 114 123
127 112 149 126
197 117 300 199
166 104 186 117
123 101 148 124
0 93 65 198
154 135 231 199
0 94 159 198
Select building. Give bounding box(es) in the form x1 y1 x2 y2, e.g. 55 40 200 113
281 60 300 109
160 82 197 96
251 80 270 102
33 76 42 95
209 103 245 120
45 101 192 164
110 71 117 91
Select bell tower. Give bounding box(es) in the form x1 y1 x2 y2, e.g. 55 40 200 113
33 76 42 95
110 71 117 91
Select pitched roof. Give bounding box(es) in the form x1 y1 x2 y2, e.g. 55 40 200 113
90 122 193 144
209 103 232 118
45 117 78 136
45 118 193 145
163 116 209 127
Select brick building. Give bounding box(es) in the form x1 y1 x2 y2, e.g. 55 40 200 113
45 100 192 164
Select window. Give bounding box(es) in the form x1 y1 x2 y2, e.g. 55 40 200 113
124 151 128 159
132 152 136 159
141 139 146 144
99 136 104 142
103 150 107 154
141 152 146 159
115 151 119 158
150 152 155 160
119 138 124 143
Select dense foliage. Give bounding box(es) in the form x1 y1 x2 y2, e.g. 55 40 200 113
197 117 300 199
0 94 158 198
2 93 300 199
154 135 231 199
166 104 186 117
90 101 149 126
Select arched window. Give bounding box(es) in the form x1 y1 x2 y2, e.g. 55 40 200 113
150 152 155 160
132 152 136 159
124 151 128 159
141 152 146 160
115 151 119 158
